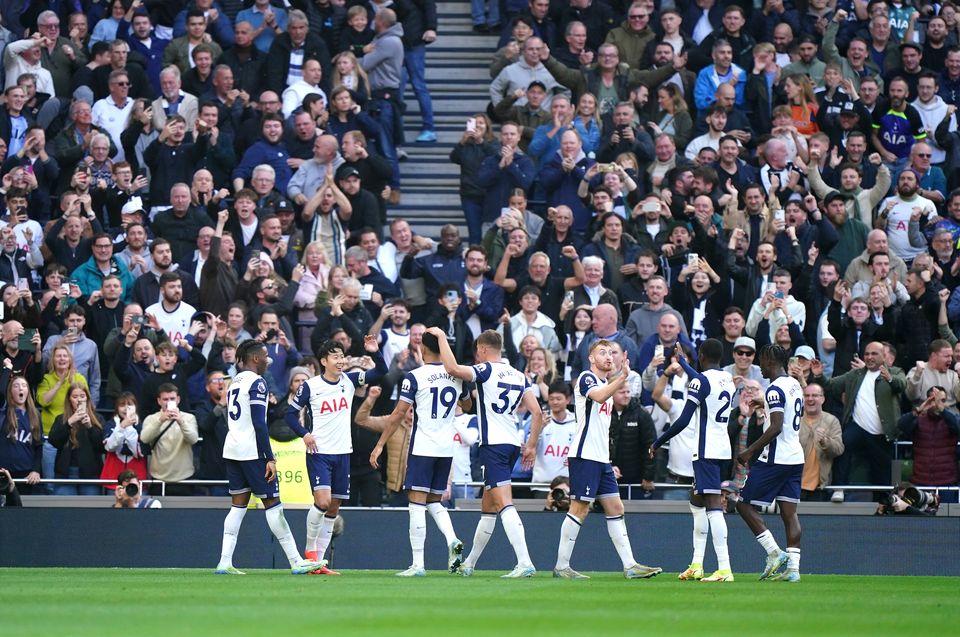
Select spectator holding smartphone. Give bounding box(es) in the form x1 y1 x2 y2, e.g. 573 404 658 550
47 383 104 496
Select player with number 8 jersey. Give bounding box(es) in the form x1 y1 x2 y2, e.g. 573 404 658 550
736 344 805 583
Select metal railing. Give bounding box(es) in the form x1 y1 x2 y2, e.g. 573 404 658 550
13 478 957 500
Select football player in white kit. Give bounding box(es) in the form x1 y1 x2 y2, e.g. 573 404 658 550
554 338 662 580
735 344 805 583
214 340 324 575
429 327 544 578
650 339 737 582
370 331 472 576
285 334 387 574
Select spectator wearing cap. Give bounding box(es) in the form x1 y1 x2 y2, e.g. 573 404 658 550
781 34 825 86
723 336 768 395
287 133 344 206
344 245 400 317
336 164 381 242
491 81 550 152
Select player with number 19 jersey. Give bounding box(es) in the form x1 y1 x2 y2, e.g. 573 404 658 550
399 363 467 494
760 375 804 465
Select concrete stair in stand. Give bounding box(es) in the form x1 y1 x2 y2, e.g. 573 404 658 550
391 1 498 239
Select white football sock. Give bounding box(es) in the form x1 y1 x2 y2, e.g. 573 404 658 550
689 503 708 564
756 529 782 557
787 547 801 571
555 514 582 570
265 503 302 566
305 505 324 555
426 502 458 545
463 513 497 568
316 514 337 560
707 509 730 571
409 502 427 569
606 515 636 569
218 505 246 568
500 505 532 567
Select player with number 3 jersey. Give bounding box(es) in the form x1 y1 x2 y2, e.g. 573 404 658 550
215 340 324 576
736 344 805 583
651 339 736 582
285 334 387 574
430 327 544 579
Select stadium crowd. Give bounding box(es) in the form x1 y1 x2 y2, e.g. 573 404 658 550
0 0 958 507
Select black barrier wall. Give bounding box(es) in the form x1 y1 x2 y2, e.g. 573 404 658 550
2 509 958 575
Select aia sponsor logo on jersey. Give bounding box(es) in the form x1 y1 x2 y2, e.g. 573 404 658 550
543 444 570 457
318 396 350 414
597 401 612 415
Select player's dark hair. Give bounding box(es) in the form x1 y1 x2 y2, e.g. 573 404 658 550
698 338 723 368
421 331 441 355
237 339 267 365
758 344 788 370
317 339 345 360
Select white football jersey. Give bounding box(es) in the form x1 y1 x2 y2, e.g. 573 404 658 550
451 414 478 484
760 375 805 465
223 370 269 461
684 368 735 461
571 371 614 463
399 363 466 458
533 412 576 484
379 327 410 369
471 361 530 447
145 300 197 343
290 370 371 455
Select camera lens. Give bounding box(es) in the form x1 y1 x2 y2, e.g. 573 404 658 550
124 482 139 497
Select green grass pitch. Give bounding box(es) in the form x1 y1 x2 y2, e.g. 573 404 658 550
5 569 958 637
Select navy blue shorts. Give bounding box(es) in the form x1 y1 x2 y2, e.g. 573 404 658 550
404 454 453 494
225 458 280 499
479 444 520 490
692 458 723 495
568 457 619 503
741 462 803 506
306 453 351 500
